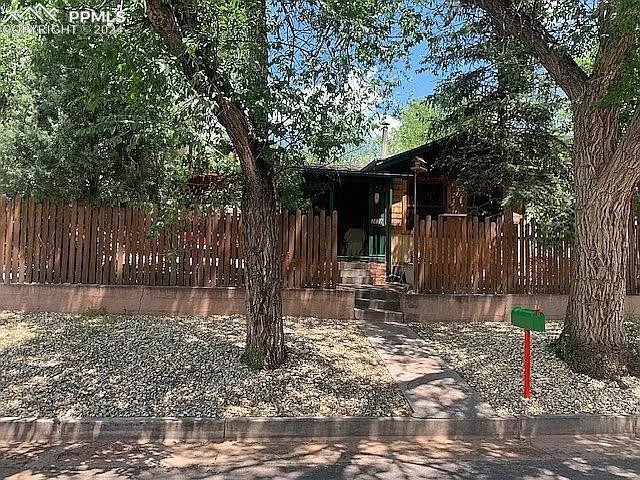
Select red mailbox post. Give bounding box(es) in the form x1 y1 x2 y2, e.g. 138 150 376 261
511 307 546 399
523 329 532 398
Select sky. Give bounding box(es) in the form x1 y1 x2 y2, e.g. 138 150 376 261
344 42 442 163
391 44 440 106
367 43 441 134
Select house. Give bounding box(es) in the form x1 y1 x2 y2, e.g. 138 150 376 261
302 137 501 285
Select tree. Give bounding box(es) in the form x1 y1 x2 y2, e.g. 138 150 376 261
340 103 441 167
0 0 411 368
388 100 442 155
143 0 412 368
424 11 573 226
445 0 640 377
0 14 216 205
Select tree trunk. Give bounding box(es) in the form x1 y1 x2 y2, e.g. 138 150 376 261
557 105 632 378
463 0 640 379
145 0 286 370
239 147 286 370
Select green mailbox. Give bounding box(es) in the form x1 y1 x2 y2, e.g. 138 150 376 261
511 307 545 332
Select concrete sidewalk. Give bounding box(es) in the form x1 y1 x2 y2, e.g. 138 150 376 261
359 318 495 418
2 435 639 479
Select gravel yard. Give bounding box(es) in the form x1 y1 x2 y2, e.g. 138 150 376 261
0 312 409 418
410 321 640 416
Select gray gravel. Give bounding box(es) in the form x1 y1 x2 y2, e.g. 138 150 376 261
0 312 409 418
410 321 640 416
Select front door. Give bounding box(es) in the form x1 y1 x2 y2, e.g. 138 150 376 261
368 181 388 262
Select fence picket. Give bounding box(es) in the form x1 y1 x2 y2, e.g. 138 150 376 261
300 214 308 287
332 211 338 287
0 197 6 283
232 210 240 287
318 211 326 289
9 198 21 283
210 213 219 287
17 198 28 283
134 208 145 286
24 199 35 283
292 210 300 288
45 201 56 284
88 205 98 284
115 207 125 285
50 200 62 283
106 207 114 284
5 198 17 283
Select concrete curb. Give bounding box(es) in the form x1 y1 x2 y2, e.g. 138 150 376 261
1 415 638 443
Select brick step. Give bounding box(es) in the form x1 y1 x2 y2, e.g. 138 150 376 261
353 308 404 322
338 261 370 270
339 268 371 277
355 297 401 311
339 276 373 286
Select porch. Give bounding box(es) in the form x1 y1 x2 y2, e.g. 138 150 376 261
303 140 472 286
304 169 401 266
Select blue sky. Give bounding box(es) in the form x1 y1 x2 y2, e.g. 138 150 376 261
391 44 440 106
344 42 442 161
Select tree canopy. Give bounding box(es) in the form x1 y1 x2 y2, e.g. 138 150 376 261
423 5 574 235
387 100 442 155
0 0 419 209
0 5 224 206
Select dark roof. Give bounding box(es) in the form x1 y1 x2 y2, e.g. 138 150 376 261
302 135 461 178
305 163 362 172
302 166 411 179
362 136 456 173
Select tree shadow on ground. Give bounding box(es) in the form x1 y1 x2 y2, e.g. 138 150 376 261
1 435 640 479
359 319 494 419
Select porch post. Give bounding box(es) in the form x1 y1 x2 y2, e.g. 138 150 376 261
410 157 428 291
386 179 393 277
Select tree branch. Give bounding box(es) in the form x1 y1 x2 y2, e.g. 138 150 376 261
461 0 589 102
146 0 185 57
145 0 261 180
593 27 636 99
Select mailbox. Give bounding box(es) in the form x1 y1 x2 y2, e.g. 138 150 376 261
511 307 545 332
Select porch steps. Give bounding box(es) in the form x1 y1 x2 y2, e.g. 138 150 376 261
354 287 402 301
354 307 404 322
355 297 401 311
353 287 404 322
340 275 372 286
340 261 370 270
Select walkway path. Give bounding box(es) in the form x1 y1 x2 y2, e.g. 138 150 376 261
359 318 495 418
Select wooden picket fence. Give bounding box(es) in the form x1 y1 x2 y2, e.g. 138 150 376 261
414 215 640 295
0 196 338 289
413 216 571 294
